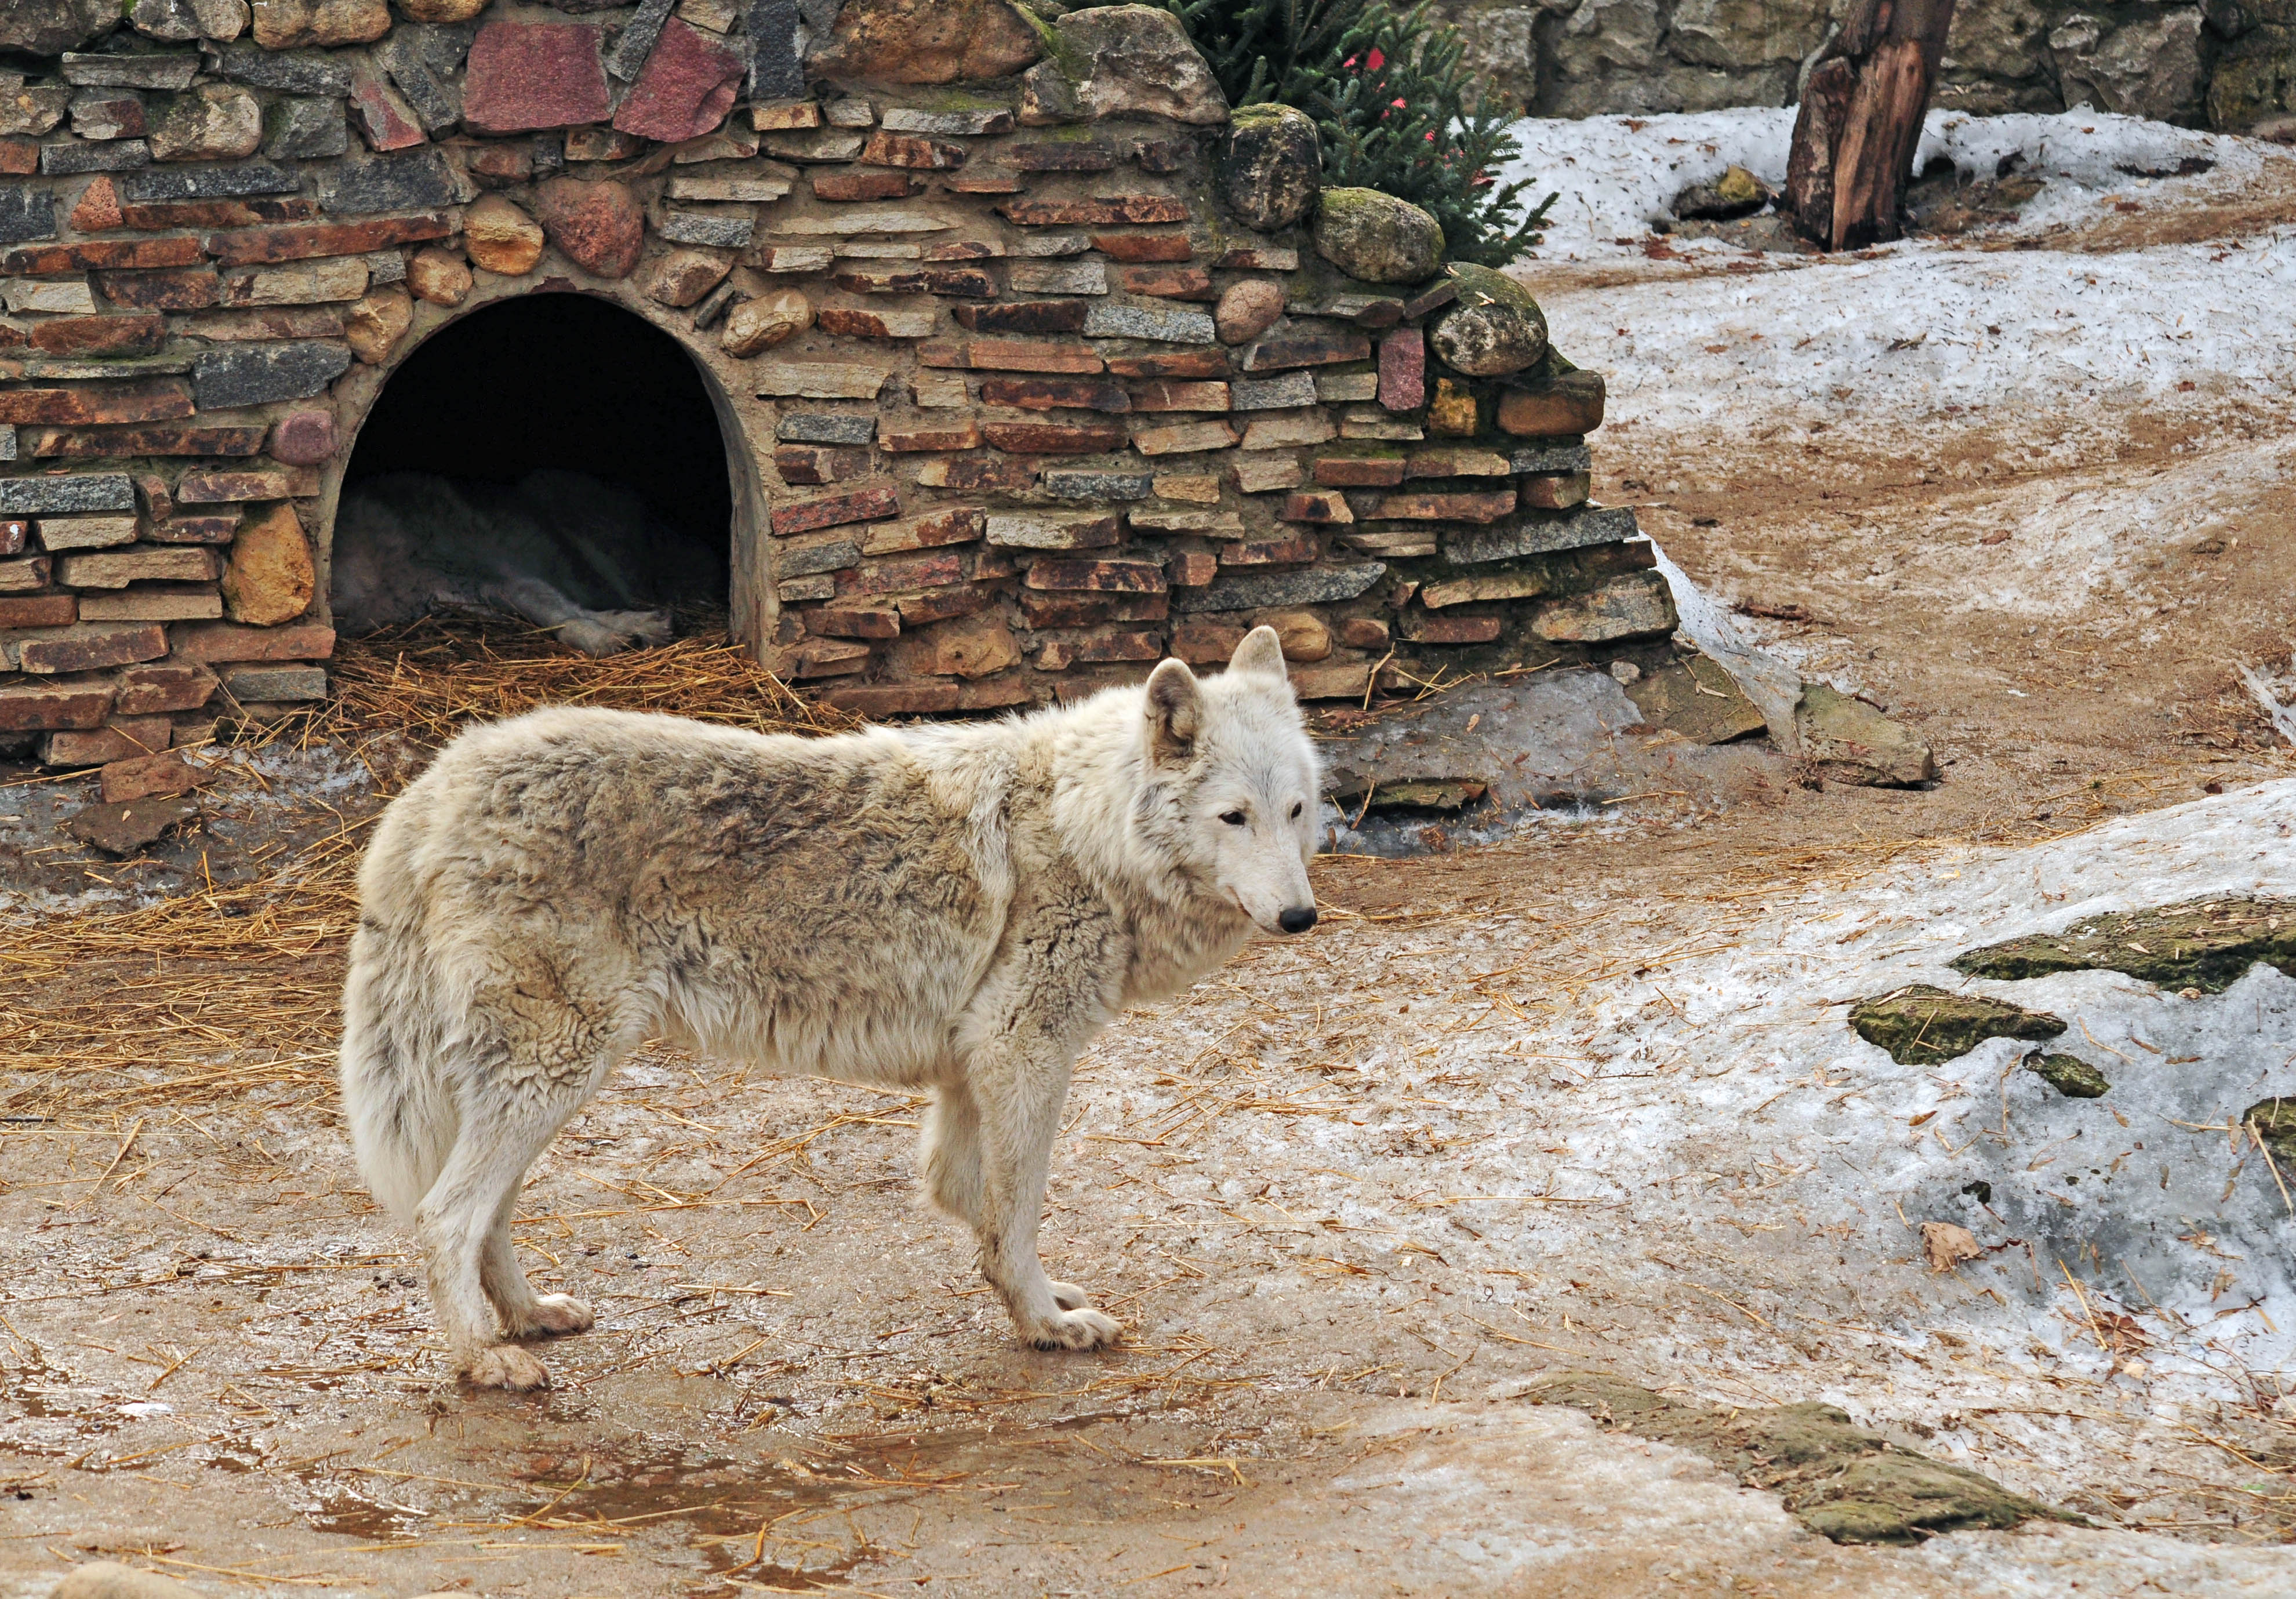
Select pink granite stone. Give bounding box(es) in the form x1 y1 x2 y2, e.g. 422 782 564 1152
268 411 337 466
1379 325 1424 413
463 21 612 136
347 73 427 152
611 19 746 144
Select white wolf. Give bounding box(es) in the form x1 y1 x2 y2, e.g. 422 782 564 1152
330 469 715 656
338 628 1323 1389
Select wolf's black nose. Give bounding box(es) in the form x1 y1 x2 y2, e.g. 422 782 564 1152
1278 906 1318 934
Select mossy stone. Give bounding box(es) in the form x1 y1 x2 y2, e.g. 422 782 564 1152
1429 261 1549 376
2244 1098 2296 1166
2026 1052 2109 1098
1952 897 2296 995
1217 102 1320 232
1311 186 1443 285
1848 983 2065 1066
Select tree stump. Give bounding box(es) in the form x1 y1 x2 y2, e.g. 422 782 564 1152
1786 0 1958 250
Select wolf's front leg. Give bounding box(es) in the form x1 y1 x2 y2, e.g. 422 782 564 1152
960 933 1122 1351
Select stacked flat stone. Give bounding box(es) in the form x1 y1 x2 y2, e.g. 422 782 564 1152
0 0 1670 751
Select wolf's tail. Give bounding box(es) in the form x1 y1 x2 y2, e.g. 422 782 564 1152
339 917 460 1224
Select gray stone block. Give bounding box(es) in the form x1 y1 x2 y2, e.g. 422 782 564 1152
0 188 57 247
657 210 755 249
191 343 354 409
214 46 353 97
319 148 458 214
119 161 299 202
1084 304 1217 344
380 24 477 132
364 249 407 285
778 538 862 577
1442 506 1639 567
749 0 804 101
1507 443 1592 475
1042 470 1152 501
41 140 151 175
0 474 136 515
1230 372 1318 410
60 53 199 90
265 97 348 161
1174 562 1387 613
776 413 875 444
220 664 326 702
0 426 14 463
608 0 678 79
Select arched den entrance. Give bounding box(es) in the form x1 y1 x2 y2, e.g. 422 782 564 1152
330 293 739 648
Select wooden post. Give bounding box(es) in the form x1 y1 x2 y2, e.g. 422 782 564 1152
1785 0 1958 250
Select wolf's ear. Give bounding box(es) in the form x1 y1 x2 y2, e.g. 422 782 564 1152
1143 658 1202 768
1228 624 1289 682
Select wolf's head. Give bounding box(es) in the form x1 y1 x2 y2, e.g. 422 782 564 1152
1138 626 1323 936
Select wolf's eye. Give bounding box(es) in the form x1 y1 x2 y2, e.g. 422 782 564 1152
1289 802 1303 819
1220 810 1247 826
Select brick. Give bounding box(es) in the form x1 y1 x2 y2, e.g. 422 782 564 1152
859 506 984 555
816 306 939 339
30 425 267 460
0 521 23 556
177 467 320 503
819 682 961 717
985 513 1120 550
1025 558 1167 594
0 380 194 426
220 257 371 307
893 586 993 626
1128 380 1230 412
1118 266 1214 300
217 661 328 700
877 420 982 452
891 612 1019 679
773 445 873 485
1017 589 1169 626
1281 490 1354 524
1316 369 1380 403
859 129 968 169
1167 550 1220 587
1240 325 1372 372
149 514 242 544
979 377 1131 413
1170 619 1245 663
1240 409 1337 451
202 213 455 267
0 593 77 628
3 282 99 315
1103 348 1229 379
35 515 143 550
0 679 114 731
113 660 218 714
770 484 902 536
1034 625 1163 670
1405 448 1511 478
831 267 996 298
998 197 1188 226
953 300 1088 335
1008 141 1118 171
1371 489 1516 523
464 21 612 135
1220 536 1319 565
808 603 901 639
919 339 1104 375
667 173 793 204
117 195 322 231
57 547 218 588
1130 420 1237 456
810 169 913 203
43 715 175 766
914 457 1036 492
93 267 221 309
97 746 201 802
3 237 203 277
753 362 892 400
1128 508 1243 535
26 314 168 358
1041 470 1151 501
1497 372 1607 437
778 573 836 602
1313 454 1407 488
0 138 37 176
1091 232 1193 263
269 409 338 466
17 622 169 673
981 421 1127 455
1152 473 1221 503
161 620 335 663
192 342 352 408
833 548 967 598
1520 471 1592 510
1399 610 1503 645
1 556 52 592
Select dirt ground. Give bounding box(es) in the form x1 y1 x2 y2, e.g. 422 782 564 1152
8 175 2296 1598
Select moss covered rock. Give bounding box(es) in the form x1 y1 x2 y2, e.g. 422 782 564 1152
1217 103 1320 232
1849 984 2064 1066
1799 683 1936 787
2027 1052 2110 1098
1312 186 1443 285
1952 897 2296 994
1429 261 1549 376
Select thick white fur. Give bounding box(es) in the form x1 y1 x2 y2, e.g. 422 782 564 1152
330 469 707 655
339 627 1323 1389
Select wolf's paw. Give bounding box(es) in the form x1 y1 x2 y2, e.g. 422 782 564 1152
1047 1280 1091 1311
595 608 675 649
462 1344 551 1391
1025 1306 1122 1351
511 1293 594 1339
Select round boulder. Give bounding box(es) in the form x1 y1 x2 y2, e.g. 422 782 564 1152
721 289 812 357
1218 103 1320 232
1311 187 1443 285
1429 262 1548 376
1214 278 1285 346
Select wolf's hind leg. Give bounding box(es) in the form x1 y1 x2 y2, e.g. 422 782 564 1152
416 1089 584 1390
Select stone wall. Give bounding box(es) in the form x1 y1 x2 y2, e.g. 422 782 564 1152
1434 0 2295 131
0 0 1668 766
